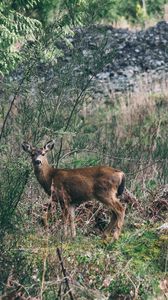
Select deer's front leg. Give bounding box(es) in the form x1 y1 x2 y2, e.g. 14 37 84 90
69 206 76 238
61 207 69 237
59 186 75 238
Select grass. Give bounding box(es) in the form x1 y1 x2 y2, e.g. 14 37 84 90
4 221 166 299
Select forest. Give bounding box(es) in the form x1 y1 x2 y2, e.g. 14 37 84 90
0 0 168 299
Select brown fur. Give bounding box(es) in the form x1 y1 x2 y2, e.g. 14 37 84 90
22 140 126 240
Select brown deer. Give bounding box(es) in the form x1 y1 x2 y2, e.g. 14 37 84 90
22 140 126 240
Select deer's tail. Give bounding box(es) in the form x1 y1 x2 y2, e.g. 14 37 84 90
117 173 125 196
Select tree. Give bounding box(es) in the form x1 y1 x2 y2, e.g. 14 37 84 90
0 0 41 76
146 0 167 16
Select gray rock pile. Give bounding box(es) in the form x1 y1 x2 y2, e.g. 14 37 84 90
65 21 168 92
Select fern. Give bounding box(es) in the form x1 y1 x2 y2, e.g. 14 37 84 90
0 1 41 76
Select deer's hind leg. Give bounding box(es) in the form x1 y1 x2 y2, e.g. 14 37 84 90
108 190 125 240
98 190 125 240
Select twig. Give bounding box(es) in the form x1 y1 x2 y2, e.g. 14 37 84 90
40 210 49 300
40 246 48 300
56 75 94 167
126 273 141 300
57 147 167 163
85 203 102 226
0 67 31 141
56 247 74 300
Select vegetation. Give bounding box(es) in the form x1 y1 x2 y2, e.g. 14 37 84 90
1 225 167 299
0 0 168 299
1 0 167 75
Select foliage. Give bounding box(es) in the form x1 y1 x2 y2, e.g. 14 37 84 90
33 0 167 26
117 0 140 22
33 0 168 26
0 154 30 234
0 0 42 76
60 0 118 26
116 0 166 23
146 0 167 17
0 225 166 299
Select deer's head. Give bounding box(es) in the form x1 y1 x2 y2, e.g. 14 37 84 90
22 140 55 168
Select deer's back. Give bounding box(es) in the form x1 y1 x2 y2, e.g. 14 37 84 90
52 166 124 205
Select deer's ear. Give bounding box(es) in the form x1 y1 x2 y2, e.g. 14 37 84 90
22 142 32 154
44 140 55 152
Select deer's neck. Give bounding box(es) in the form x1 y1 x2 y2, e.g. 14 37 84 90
34 163 53 195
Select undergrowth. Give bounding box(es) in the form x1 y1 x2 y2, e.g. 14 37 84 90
1 222 167 299
1 54 168 299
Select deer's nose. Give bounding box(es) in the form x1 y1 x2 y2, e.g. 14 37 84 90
34 159 41 165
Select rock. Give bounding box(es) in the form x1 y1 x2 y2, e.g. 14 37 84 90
65 21 168 93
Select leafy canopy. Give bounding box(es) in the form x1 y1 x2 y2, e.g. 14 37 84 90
0 0 41 76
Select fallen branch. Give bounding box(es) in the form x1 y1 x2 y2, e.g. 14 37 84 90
56 247 74 300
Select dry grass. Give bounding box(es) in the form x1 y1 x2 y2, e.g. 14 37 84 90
115 73 168 138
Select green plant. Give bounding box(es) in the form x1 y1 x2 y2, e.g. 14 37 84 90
0 156 30 232
0 0 41 76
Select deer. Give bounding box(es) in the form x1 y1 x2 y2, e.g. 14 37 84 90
22 140 126 240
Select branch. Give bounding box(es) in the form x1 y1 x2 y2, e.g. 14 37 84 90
56 247 74 300
0 67 32 141
56 75 94 167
